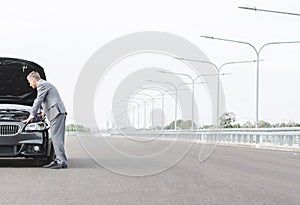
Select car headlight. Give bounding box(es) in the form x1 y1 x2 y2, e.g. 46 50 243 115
25 122 49 131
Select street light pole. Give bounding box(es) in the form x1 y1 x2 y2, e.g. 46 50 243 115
128 104 134 129
201 35 300 128
131 97 147 130
176 57 257 127
142 87 189 129
147 80 178 130
158 71 198 129
138 87 166 129
115 100 136 130
112 106 128 129
147 80 201 130
238 6 300 17
132 92 155 129
130 101 140 130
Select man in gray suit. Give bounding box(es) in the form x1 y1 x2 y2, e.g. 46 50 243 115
23 71 68 169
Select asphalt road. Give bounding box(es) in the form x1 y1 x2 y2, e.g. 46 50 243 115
0 135 300 205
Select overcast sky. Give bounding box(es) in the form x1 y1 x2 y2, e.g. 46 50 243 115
1 0 300 127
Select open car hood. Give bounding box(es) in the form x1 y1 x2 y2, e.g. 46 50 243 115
0 57 46 106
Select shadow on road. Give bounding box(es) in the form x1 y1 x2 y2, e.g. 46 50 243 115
0 158 102 169
67 158 101 169
0 158 40 167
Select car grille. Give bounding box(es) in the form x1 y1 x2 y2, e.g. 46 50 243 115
0 125 20 136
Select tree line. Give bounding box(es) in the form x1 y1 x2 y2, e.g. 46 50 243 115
213 112 300 128
164 112 300 129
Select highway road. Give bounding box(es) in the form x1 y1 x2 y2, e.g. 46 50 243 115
0 135 300 205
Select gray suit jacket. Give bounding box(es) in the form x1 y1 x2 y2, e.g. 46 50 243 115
31 79 67 121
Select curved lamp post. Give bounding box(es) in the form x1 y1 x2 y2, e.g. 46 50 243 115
175 57 257 127
201 35 300 128
129 101 140 129
136 87 166 129
146 80 201 130
146 80 178 130
238 6 300 17
131 92 155 129
130 97 147 130
158 71 197 129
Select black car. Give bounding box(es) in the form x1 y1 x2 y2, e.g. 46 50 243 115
0 57 54 165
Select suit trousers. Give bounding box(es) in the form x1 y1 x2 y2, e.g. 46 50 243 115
50 113 68 165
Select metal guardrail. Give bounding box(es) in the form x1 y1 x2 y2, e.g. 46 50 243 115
111 128 300 147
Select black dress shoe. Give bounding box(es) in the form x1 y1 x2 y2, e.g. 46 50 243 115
62 163 68 169
43 161 57 168
50 162 68 169
50 163 63 169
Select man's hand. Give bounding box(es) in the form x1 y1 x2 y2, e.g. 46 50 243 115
40 111 45 118
22 117 33 124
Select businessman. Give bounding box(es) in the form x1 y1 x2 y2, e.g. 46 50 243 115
23 71 68 169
